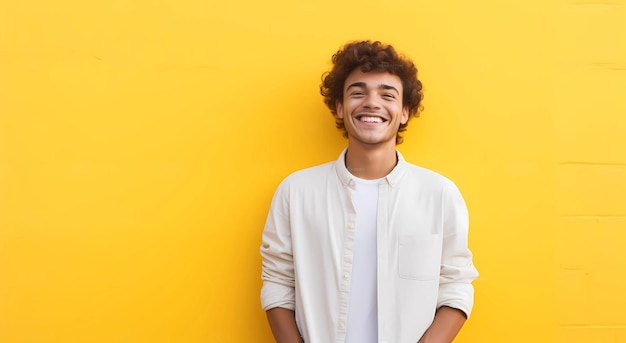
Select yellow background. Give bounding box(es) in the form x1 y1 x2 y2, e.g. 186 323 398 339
1 0 625 342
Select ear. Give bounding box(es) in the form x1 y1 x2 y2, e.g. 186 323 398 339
336 100 344 119
400 106 409 124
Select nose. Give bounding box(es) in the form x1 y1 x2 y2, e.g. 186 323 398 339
362 92 381 110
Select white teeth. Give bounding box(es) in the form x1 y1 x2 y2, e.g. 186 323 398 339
359 116 383 123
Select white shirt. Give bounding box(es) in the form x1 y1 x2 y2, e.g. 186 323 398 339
260 149 478 343
345 177 380 343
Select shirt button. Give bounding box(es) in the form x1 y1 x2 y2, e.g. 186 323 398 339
339 321 345 329
348 223 355 230
343 273 350 279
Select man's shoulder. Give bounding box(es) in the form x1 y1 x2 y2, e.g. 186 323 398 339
281 160 335 186
402 161 456 188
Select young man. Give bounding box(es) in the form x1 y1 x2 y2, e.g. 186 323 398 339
260 41 478 343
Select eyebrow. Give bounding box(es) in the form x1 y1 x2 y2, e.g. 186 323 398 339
346 82 400 94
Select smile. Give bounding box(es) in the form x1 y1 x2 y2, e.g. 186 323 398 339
356 115 386 123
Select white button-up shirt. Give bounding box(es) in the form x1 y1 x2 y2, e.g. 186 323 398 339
260 149 478 343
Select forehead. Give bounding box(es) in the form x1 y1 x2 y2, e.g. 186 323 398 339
343 69 403 90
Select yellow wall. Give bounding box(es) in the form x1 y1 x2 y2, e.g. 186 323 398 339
1 0 625 342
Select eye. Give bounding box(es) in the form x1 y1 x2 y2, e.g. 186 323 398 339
350 92 364 97
383 93 395 99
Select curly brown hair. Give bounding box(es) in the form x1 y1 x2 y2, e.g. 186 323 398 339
320 40 423 144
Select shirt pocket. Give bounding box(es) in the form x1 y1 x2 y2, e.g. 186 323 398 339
397 234 441 280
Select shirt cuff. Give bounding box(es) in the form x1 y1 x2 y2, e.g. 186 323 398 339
261 281 296 311
437 282 475 318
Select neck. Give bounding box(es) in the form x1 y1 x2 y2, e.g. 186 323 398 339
345 141 398 180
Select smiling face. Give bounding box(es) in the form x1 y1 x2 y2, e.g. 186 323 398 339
336 69 409 148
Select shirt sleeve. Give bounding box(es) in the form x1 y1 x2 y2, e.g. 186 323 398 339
437 179 479 318
260 179 296 311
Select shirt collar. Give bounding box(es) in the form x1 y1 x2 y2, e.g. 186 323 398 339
335 147 407 188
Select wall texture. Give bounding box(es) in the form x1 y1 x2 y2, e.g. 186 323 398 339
0 0 624 342
555 1 626 341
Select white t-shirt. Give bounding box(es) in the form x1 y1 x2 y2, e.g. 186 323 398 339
345 177 382 343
